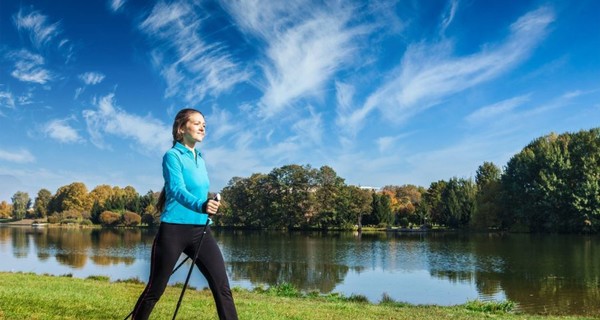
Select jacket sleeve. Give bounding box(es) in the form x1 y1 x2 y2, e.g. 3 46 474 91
163 151 206 213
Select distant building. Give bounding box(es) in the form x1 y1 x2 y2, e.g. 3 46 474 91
356 186 380 192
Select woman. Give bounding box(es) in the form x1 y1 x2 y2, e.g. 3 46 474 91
131 108 238 319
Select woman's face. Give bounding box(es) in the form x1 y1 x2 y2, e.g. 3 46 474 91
181 112 206 146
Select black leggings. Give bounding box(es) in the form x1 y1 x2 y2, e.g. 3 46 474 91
132 223 238 320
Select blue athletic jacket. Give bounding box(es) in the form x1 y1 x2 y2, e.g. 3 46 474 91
160 142 210 225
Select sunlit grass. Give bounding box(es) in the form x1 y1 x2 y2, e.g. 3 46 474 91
0 272 594 320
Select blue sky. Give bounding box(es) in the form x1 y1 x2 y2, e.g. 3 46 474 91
0 0 599 202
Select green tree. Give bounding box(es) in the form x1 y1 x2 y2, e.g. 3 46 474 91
122 186 140 213
11 191 31 220
335 186 372 229
267 165 317 229
33 188 52 218
423 180 447 226
221 173 272 228
366 192 393 226
502 128 600 232
471 162 502 230
440 178 476 228
312 166 345 228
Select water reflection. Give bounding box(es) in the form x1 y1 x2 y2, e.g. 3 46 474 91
0 226 599 316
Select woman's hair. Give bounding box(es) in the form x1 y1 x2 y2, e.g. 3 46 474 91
156 108 203 214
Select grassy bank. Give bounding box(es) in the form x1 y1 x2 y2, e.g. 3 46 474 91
0 272 594 320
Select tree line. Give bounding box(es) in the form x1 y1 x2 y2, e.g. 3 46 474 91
215 128 599 233
1 184 160 227
1 128 598 233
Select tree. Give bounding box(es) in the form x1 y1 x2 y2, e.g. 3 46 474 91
0 201 12 219
502 128 600 232
33 189 52 218
11 191 31 220
122 186 140 213
312 166 345 228
366 192 393 226
471 162 502 230
221 174 272 228
423 180 447 226
476 162 501 189
267 165 317 229
334 186 372 229
440 178 477 228
381 185 425 227
89 185 113 208
50 182 91 213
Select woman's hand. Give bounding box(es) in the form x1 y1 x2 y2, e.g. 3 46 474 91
205 198 220 215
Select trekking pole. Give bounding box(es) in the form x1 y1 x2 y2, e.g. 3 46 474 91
172 193 219 320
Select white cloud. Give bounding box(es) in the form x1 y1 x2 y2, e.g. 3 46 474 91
13 8 61 48
110 0 127 12
43 119 83 143
0 148 35 163
79 72 106 85
0 91 16 109
440 0 459 36
376 136 398 153
223 0 367 117
138 1 249 104
466 94 530 124
8 49 53 84
206 106 237 141
82 94 171 152
291 106 323 145
341 6 555 134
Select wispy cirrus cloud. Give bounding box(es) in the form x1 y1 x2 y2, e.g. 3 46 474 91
82 94 171 152
0 148 35 163
79 72 106 85
43 119 83 143
110 0 127 12
8 49 53 84
0 90 16 111
291 105 323 146
466 94 531 124
222 0 368 117
139 0 249 104
13 8 61 49
339 6 555 135
439 0 459 36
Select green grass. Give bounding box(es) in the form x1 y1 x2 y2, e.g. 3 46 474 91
0 272 595 320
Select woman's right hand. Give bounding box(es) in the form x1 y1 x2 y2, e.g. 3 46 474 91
205 198 220 215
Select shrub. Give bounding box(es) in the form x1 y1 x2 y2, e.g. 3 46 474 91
80 219 93 226
60 218 78 225
99 211 120 226
464 300 515 313
268 283 302 297
114 277 144 284
62 209 82 220
142 213 160 227
47 214 61 224
86 275 109 282
122 211 141 226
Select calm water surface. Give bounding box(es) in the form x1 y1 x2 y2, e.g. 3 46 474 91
0 226 598 316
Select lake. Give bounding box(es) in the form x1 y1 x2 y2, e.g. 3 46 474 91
0 225 598 316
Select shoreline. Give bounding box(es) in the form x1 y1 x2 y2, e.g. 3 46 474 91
1 271 596 319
